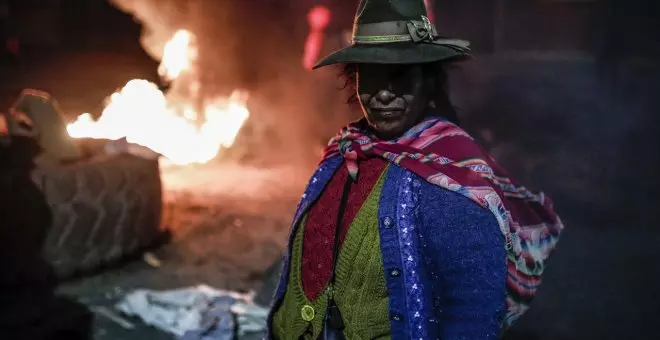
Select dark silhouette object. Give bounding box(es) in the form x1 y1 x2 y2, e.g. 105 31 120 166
0 136 93 340
4 90 166 280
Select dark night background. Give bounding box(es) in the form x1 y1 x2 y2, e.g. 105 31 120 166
0 0 659 339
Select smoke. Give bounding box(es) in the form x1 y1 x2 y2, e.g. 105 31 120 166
108 0 660 226
108 0 357 167
109 0 187 62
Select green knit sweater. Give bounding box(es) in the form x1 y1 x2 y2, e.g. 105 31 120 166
272 170 391 340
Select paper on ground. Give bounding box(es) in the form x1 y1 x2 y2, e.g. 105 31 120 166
115 284 267 337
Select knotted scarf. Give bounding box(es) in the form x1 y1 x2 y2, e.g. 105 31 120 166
322 118 564 326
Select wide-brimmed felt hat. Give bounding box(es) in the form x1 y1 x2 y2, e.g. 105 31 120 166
313 0 471 69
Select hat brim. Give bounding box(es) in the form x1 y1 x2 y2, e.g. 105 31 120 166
313 41 472 69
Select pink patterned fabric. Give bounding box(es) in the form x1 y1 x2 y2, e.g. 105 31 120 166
322 118 565 325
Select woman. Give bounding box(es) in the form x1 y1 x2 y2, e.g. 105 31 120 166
268 0 564 339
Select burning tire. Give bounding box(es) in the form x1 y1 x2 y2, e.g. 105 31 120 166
31 152 165 279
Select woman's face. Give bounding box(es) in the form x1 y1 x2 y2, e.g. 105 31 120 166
356 63 429 140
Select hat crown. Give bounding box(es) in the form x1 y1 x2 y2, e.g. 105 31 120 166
311 0 470 69
355 0 428 25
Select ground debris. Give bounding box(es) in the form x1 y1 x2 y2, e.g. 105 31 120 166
115 285 267 339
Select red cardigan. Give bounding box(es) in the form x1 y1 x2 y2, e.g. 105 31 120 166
300 158 387 300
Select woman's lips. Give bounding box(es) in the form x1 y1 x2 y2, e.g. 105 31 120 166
371 108 405 119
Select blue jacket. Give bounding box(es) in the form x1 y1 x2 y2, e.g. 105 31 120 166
267 155 507 339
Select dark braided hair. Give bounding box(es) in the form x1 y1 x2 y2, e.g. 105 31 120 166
337 62 461 125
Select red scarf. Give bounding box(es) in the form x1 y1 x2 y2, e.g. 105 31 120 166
322 118 564 325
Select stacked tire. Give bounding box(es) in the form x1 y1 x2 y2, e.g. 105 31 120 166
32 152 164 279
3 89 166 280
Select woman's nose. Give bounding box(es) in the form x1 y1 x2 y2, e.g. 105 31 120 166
375 89 396 104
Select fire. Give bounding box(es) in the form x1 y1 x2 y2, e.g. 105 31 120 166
159 30 196 82
66 29 249 166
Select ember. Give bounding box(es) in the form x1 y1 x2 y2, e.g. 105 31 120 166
66 29 250 166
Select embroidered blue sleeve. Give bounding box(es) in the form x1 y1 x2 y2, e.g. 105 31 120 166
419 184 507 339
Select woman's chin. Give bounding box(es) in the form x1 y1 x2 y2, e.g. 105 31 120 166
370 121 408 140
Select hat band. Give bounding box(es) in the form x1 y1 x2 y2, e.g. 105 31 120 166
352 16 438 45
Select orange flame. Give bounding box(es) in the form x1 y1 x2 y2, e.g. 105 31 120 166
66 29 249 166
159 30 196 82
